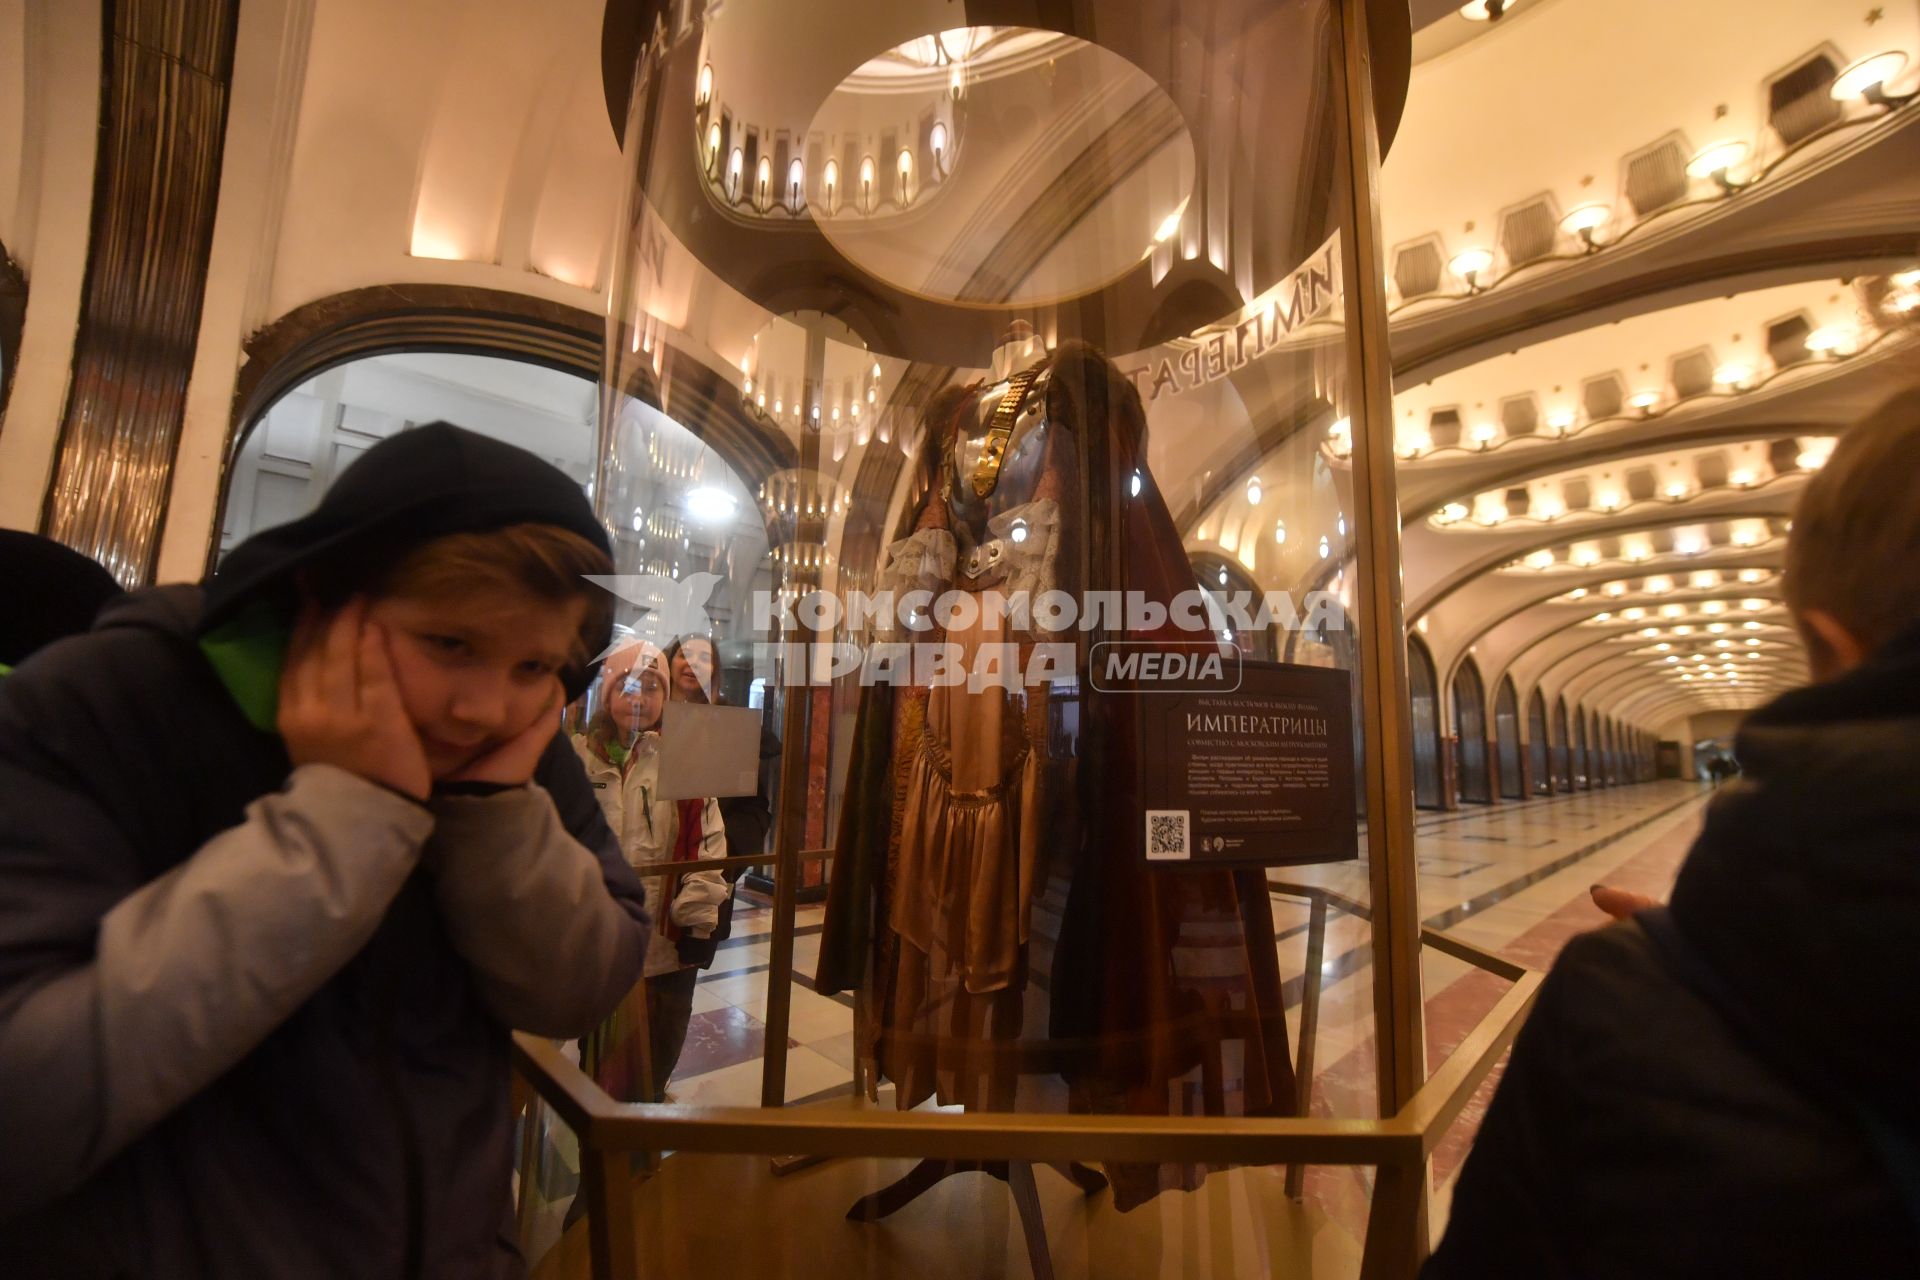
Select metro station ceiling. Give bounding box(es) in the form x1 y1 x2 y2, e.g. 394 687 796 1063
1178 0 1920 732
33 0 1902 738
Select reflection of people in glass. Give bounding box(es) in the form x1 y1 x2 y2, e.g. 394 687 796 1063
660 634 779 978
572 642 727 1102
667 633 719 703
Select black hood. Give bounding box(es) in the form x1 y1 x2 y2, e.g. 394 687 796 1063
203 422 612 691
0 531 125 667
1668 622 1920 1130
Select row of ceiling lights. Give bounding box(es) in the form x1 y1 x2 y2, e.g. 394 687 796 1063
1558 565 1774 601
1438 436 1831 530
1404 36 1915 304
697 63 955 218
1319 279 1912 468
1397 312 1887 462
1497 521 1782 575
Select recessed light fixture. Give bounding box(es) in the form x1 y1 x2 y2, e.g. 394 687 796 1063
1274 519 1287 544
1805 325 1854 356
1830 51 1913 107
1685 140 1750 192
1449 247 1495 290
1458 0 1516 20
1797 438 1836 470
1328 417 1353 456
1246 476 1263 506
1560 204 1611 249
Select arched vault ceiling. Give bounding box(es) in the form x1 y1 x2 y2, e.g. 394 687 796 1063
1381 0 1920 382
1428 556 1788 690
1175 278 1919 535
1382 0 1917 259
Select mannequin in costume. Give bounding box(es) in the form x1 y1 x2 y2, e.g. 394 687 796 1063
818 341 1296 1210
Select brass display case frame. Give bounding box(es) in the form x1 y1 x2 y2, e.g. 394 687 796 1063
525 2 1536 1275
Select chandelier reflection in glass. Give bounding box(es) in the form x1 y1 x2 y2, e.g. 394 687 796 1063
689 28 1016 222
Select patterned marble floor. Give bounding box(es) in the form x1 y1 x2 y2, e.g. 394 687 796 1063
667 781 1710 1104
533 780 1716 1276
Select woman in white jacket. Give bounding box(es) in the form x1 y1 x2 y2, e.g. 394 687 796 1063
572 642 727 1102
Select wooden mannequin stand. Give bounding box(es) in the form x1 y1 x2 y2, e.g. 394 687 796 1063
846 1158 1108 1280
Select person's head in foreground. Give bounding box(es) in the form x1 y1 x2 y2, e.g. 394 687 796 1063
203 421 616 795
0 531 124 672
1428 387 1920 1280
0 421 649 1277
1781 386 1920 680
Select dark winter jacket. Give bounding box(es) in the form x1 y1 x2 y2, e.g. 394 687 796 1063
1426 624 1920 1278
0 530 123 669
0 425 649 1277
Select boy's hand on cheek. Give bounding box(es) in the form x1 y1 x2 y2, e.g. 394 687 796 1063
278 600 434 802
441 678 563 788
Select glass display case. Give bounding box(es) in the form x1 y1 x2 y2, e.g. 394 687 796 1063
511 2 1535 1277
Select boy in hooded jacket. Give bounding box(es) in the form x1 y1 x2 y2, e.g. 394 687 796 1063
0 423 650 1277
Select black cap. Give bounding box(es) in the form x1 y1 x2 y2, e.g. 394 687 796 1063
204 422 613 694
0 531 126 667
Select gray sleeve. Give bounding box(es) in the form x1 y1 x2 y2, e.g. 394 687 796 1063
423 786 648 1037
0 763 431 1213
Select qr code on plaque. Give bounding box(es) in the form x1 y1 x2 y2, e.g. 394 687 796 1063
1145 810 1190 860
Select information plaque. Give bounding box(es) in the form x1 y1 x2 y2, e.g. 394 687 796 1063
1138 659 1358 868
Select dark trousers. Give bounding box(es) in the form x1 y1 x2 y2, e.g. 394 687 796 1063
645 966 699 1101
